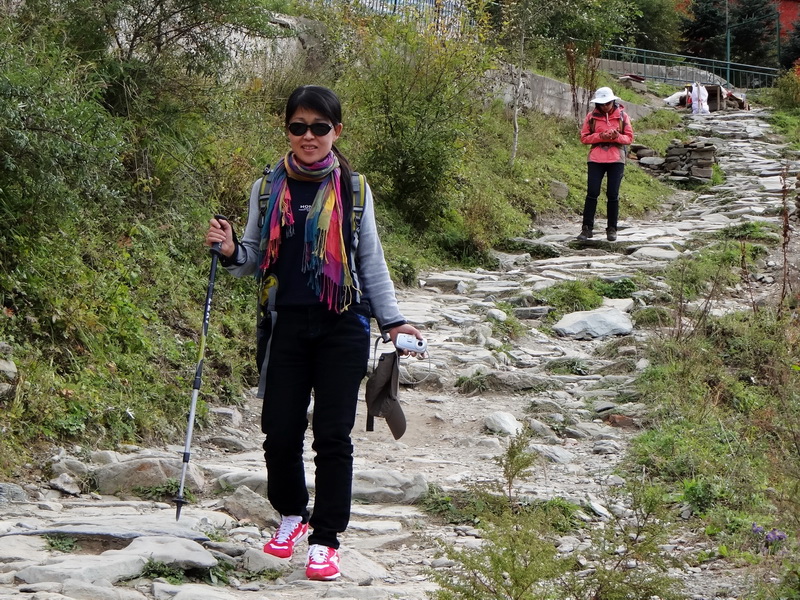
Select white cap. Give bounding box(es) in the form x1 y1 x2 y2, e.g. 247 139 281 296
590 87 621 105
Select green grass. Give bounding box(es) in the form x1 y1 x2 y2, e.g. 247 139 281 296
534 280 604 322
133 478 197 503
44 534 80 553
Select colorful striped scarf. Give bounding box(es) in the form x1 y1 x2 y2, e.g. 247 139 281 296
259 152 355 313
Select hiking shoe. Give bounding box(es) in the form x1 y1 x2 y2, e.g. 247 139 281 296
606 228 617 242
263 516 308 559
577 226 593 241
306 544 341 580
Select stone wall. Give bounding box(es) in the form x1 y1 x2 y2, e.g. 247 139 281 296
487 65 653 123
633 140 717 184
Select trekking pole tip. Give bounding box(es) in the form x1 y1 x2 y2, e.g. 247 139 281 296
174 496 188 521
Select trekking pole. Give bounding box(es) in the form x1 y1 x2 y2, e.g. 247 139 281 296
175 215 227 521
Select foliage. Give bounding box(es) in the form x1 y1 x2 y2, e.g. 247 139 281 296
0 0 677 472
559 485 683 600
729 0 778 67
769 69 800 112
340 15 493 231
680 0 778 66
592 277 637 299
429 510 568 600
141 559 185 584
633 306 674 327
632 307 800 524
418 484 507 525
44 534 80 553
629 0 683 53
455 372 490 394
429 485 682 600
680 0 727 60
535 280 603 321
715 221 780 244
545 357 589 375
133 478 197 503
782 18 800 69
494 428 537 503
489 303 528 341
711 163 725 186
665 241 767 301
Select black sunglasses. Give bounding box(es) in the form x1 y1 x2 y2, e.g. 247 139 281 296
287 122 334 136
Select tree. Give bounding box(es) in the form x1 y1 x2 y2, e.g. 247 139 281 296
630 0 683 53
342 15 494 230
498 0 559 166
680 0 727 60
730 0 778 67
780 15 800 69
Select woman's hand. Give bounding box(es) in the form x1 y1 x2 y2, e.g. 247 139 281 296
205 217 236 258
388 324 426 357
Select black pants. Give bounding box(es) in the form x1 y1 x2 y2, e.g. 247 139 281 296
261 304 371 549
582 161 625 230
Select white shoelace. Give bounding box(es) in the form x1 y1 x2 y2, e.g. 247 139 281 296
273 516 302 543
308 544 330 563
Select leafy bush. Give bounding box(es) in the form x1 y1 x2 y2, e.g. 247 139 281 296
44 534 80 553
716 221 780 244
429 485 682 600
592 277 637 299
633 306 673 327
141 559 185 584
536 280 603 319
770 66 800 110
665 241 767 301
340 15 492 231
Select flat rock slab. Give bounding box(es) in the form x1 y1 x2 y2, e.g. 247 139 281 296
552 308 633 339
112 536 217 570
1 511 215 542
15 554 147 584
630 247 682 260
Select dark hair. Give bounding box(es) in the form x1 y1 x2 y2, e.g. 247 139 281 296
285 85 342 127
285 86 352 177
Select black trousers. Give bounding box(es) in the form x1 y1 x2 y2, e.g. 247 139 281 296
261 304 371 549
582 161 625 230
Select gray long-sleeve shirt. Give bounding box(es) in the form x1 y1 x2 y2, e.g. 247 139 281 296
224 175 406 330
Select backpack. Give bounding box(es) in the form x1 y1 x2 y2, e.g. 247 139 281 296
253 164 368 376
256 164 366 237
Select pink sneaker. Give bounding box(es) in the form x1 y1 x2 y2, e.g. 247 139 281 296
263 516 308 559
305 544 341 580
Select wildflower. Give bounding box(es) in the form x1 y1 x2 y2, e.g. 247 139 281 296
751 523 765 536
765 529 787 546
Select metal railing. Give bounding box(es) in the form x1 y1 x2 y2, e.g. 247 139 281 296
601 45 780 89
343 0 472 33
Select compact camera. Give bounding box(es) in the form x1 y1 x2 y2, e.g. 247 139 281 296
395 333 427 353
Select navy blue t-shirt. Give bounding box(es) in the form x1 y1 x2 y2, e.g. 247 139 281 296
271 178 353 307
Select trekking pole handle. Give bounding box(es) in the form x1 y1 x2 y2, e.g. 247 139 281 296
210 214 228 257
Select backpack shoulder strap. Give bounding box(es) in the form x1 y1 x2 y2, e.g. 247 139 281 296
618 109 626 133
257 164 273 229
351 172 366 233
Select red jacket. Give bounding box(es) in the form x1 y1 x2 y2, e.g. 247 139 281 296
580 104 634 164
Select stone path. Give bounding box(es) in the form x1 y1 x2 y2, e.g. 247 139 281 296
0 108 797 600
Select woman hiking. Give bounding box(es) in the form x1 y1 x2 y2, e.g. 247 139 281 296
577 86 634 242
205 85 423 581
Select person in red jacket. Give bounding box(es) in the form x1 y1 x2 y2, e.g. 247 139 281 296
577 87 634 242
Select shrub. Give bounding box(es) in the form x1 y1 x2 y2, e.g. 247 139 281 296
340 15 493 231
770 64 800 109
593 277 637 299
536 280 603 320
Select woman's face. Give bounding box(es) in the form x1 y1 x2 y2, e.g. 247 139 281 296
598 101 615 114
287 107 342 166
